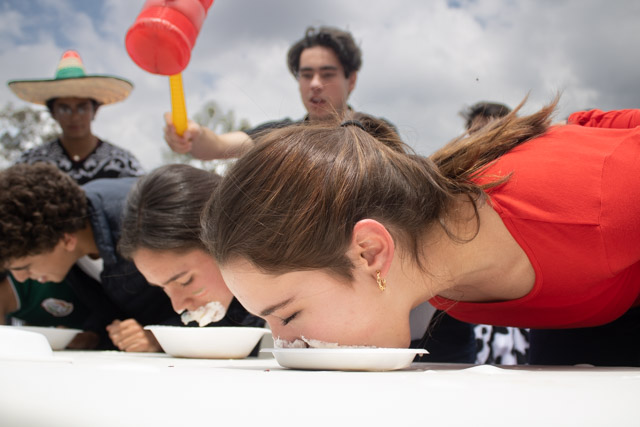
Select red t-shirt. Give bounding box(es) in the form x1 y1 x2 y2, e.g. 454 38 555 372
430 112 640 328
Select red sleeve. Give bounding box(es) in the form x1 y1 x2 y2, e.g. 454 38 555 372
567 109 640 129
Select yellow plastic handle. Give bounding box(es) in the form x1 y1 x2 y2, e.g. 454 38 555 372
169 73 187 136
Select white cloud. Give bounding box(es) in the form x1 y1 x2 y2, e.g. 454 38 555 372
0 9 24 48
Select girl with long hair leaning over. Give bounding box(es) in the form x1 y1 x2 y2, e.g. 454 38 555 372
119 164 263 332
201 99 640 365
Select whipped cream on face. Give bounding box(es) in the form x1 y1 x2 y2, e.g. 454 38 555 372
180 301 226 327
274 336 376 349
274 338 307 348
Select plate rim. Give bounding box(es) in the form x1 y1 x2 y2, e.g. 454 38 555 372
261 347 428 354
15 325 83 334
143 325 271 334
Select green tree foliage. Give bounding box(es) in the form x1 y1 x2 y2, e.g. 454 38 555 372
162 100 251 175
0 103 60 168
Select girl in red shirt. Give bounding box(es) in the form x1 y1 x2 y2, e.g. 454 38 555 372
201 100 640 366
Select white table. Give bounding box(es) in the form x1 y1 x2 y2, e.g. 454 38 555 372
1 351 638 427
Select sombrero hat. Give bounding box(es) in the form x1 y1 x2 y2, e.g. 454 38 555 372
7 50 133 106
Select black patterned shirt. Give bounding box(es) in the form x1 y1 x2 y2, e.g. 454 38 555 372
16 138 145 185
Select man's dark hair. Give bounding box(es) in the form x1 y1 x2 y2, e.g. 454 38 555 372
460 101 512 132
0 162 87 268
287 26 362 78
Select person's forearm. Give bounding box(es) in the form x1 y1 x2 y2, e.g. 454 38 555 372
190 128 254 160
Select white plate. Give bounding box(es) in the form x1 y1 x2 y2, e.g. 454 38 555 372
144 326 271 359
0 325 53 360
261 348 428 371
15 326 82 350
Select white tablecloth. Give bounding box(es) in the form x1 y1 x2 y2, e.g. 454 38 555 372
1 351 638 427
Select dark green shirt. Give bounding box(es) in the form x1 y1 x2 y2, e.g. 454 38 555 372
8 275 91 329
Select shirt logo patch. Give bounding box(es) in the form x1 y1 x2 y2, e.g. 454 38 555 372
41 298 74 317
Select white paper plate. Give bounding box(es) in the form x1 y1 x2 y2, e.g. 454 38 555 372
15 326 82 350
261 348 428 371
144 326 271 359
0 325 53 360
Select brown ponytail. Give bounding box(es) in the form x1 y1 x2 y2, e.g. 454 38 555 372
431 95 558 187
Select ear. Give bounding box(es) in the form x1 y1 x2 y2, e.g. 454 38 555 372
347 219 394 276
61 232 78 252
347 71 358 94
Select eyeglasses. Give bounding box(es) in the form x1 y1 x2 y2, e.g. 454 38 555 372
54 103 93 117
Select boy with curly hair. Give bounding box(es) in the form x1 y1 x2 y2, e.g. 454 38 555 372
0 163 178 350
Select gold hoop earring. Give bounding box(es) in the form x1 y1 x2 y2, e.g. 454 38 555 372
376 270 386 292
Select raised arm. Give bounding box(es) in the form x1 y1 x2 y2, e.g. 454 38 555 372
163 112 255 160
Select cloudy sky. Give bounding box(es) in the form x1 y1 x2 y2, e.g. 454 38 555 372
1 0 639 169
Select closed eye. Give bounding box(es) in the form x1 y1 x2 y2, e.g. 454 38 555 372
281 311 299 326
179 277 194 287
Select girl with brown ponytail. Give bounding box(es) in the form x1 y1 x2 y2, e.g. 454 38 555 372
201 100 640 365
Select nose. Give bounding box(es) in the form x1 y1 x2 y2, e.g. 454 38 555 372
163 287 190 314
310 73 323 90
267 320 300 343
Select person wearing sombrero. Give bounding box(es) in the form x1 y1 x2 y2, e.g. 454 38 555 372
7 49 144 184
